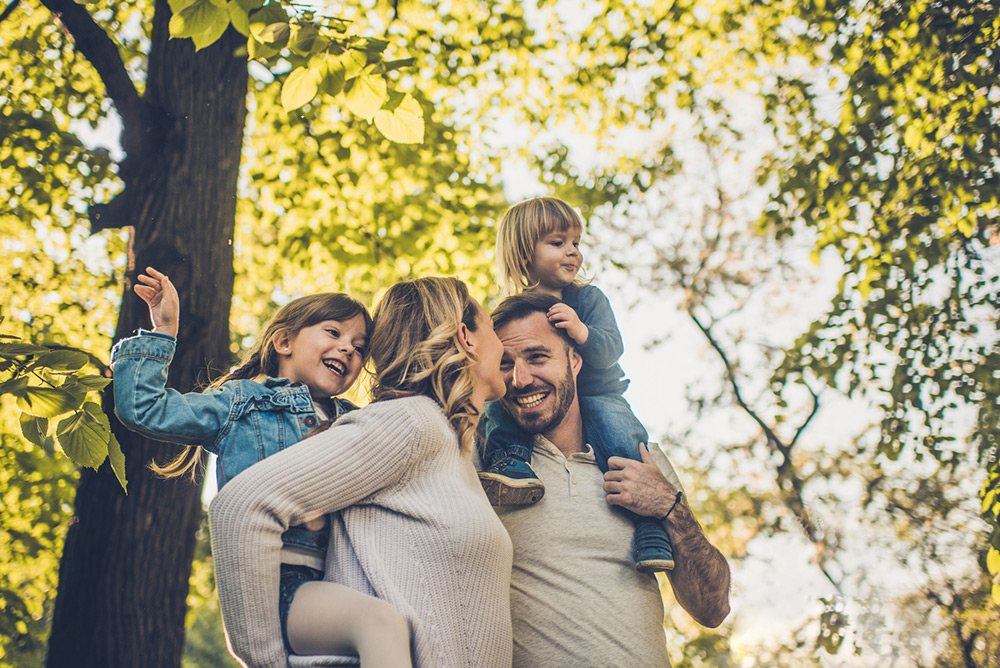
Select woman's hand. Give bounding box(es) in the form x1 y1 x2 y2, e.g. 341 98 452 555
134 267 180 338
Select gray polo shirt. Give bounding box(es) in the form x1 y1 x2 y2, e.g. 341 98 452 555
493 436 674 667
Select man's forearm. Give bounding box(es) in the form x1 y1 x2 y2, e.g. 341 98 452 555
663 499 731 628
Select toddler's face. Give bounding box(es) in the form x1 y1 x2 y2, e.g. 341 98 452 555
528 228 583 291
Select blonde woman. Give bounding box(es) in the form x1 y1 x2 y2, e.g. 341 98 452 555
210 277 512 668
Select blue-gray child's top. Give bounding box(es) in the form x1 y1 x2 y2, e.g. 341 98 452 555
562 284 629 396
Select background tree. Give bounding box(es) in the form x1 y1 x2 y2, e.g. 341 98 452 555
1 0 420 664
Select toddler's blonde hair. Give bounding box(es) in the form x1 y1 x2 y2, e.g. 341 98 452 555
495 196 587 295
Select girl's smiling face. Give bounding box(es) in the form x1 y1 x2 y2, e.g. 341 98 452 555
527 229 583 293
273 315 368 398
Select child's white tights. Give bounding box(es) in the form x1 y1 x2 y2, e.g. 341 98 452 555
286 581 413 667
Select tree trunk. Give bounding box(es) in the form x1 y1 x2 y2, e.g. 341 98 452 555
46 4 248 666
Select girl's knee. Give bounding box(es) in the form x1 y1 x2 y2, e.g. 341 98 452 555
361 599 409 639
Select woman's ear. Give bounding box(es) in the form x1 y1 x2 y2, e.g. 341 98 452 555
456 322 473 354
272 330 292 356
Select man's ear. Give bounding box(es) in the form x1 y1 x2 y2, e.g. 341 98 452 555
272 330 292 357
570 348 583 377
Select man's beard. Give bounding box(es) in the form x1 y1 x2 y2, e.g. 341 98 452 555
504 356 576 435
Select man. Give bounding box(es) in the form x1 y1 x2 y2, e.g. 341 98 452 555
486 292 731 667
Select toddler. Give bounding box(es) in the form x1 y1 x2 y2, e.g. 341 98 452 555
478 198 676 573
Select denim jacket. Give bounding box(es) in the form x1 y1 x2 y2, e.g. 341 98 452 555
111 329 358 556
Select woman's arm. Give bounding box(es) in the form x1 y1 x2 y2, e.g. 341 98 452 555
209 399 430 667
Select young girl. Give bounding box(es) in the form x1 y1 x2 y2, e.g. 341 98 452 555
111 267 412 667
478 196 677 574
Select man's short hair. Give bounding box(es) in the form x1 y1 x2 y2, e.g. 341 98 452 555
490 292 576 350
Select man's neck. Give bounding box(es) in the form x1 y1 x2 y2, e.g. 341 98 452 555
542 401 586 457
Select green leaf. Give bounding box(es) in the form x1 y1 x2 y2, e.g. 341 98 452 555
226 0 251 36
33 350 89 372
249 2 288 49
0 342 48 357
988 547 1000 575
374 93 424 144
108 432 128 493
281 67 322 112
19 414 48 447
344 71 387 122
256 22 290 46
56 402 111 470
319 65 346 97
0 376 29 396
169 0 229 45
289 24 327 56
374 57 416 75
75 374 112 391
248 36 279 60
360 38 389 53
16 386 84 418
335 50 367 78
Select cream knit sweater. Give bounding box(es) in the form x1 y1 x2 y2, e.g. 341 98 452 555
210 395 513 668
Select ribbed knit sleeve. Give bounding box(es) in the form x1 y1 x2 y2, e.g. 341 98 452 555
210 395 513 668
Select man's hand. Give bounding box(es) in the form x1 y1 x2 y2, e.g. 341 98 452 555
134 266 180 338
604 443 678 517
605 443 731 628
547 303 589 346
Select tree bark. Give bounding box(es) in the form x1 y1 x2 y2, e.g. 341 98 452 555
46 2 248 665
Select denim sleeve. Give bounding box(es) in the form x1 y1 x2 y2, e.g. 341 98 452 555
574 286 625 369
111 332 233 451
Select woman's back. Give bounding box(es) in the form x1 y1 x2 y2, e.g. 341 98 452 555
211 395 513 668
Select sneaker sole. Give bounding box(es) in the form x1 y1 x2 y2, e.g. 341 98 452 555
636 558 675 573
479 477 545 506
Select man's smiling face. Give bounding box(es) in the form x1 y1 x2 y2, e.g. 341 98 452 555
496 311 582 436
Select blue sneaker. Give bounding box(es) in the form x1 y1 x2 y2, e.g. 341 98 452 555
635 543 675 573
634 519 675 573
478 457 545 506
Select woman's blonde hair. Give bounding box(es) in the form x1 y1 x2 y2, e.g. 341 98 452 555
495 196 587 295
367 277 482 452
151 292 373 480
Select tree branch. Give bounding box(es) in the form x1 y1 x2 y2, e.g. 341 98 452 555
0 0 21 25
39 0 143 136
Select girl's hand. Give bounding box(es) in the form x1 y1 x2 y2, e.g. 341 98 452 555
547 303 589 346
134 267 180 338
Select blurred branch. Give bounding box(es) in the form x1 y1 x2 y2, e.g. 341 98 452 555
39 0 143 133
0 0 20 25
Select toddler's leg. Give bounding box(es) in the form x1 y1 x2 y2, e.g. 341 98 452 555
286 581 412 668
580 394 675 573
578 394 648 471
477 400 545 506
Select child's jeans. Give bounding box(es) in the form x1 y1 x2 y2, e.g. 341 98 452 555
481 393 649 473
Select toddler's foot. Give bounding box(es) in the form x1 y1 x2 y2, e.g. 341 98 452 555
634 534 675 573
478 457 545 506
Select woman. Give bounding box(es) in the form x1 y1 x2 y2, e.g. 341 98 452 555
209 277 512 668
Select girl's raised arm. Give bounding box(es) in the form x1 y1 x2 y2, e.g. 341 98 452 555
134 266 179 338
